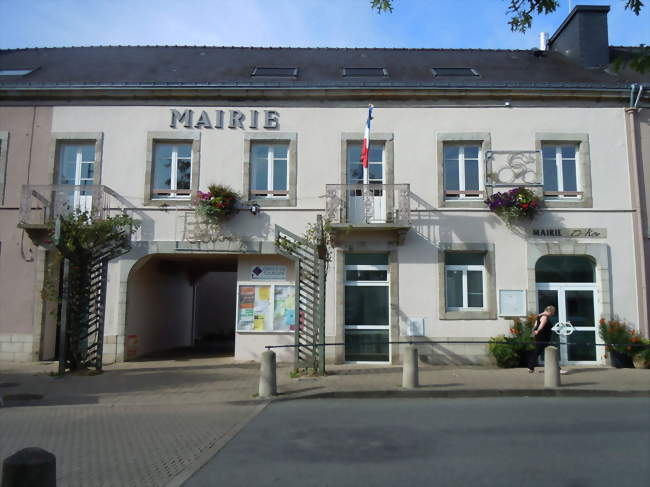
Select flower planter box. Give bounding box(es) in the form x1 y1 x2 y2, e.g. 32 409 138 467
610 350 634 369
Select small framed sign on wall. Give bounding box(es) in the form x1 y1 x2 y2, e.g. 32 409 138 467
498 290 527 317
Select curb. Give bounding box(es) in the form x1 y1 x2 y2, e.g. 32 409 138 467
267 388 650 401
163 401 270 487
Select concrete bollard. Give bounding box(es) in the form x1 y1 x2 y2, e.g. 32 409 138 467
2 447 56 487
259 350 277 397
402 345 419 389
544 346 561 388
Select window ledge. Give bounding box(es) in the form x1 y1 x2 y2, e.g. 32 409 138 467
441 200 486 209
543 199 592 209
145 198 193 207
249 198 295 208
440 310 496 320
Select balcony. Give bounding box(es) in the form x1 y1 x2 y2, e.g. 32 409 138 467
325 184 411 244
18 185 131 245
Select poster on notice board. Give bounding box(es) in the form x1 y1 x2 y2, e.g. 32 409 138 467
237 284 295 332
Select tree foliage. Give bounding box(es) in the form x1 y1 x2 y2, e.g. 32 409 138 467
370 1 647 72
371 0 644 27
504 0 643 33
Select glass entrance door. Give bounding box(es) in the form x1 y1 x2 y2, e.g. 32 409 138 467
344 253 389 362
536 284 598 363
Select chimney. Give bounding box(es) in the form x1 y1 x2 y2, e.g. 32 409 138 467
539 32 549 51
547 5 610 68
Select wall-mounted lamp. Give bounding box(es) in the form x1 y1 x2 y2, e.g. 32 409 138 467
249 203 260 216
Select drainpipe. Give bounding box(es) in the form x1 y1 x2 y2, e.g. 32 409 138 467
625 89 649 337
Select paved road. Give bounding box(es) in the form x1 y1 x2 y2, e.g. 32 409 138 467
184 397 650 487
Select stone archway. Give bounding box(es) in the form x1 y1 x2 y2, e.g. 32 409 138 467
526 242 610 320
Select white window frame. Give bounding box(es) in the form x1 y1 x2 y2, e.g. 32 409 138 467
70 145 94 186
445 263 486 311
152 142 193 199
542 143 582 199
347 142 385 186
56 142 97 213
250 142 289 199
443 143 484 200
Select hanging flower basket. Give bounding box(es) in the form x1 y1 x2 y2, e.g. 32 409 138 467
192 184 240 223
484 187 540 225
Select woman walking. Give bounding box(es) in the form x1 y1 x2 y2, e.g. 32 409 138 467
527 305 566 373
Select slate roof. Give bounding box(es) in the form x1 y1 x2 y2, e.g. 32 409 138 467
0 45 647 91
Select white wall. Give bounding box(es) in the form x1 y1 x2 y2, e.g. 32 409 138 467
125 257 193 358
235 254 295 362
48 104 640 362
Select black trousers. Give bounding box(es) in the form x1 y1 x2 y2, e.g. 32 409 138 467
527 335 551 370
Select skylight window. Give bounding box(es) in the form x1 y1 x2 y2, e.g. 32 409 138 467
0 68 36 76
251 67 298 78
432 67 480 77
342 67 389 77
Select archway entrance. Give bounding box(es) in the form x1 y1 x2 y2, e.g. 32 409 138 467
535 255 598 363
125 254 238 360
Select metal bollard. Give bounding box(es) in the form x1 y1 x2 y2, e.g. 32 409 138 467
259 350 277 397
544 346 561 388
402 345 419 389
2 447 56 487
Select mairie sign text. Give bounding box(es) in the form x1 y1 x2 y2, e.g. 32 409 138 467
170 109 279 130
530 228 606 238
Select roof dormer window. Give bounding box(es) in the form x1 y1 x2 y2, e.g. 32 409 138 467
251 67 298 78
0 68 37 76
432 67 480 77
342 67 389 77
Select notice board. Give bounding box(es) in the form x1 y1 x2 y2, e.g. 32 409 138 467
237 284 295 332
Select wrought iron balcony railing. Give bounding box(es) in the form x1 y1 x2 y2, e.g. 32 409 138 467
19 184 129 227
325 184 411 226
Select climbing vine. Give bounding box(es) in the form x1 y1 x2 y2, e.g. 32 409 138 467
53 210 139 262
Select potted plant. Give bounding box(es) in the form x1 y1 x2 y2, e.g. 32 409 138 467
193 184 240 223
598 318 635 368
484 187 540 226
631 337 650 369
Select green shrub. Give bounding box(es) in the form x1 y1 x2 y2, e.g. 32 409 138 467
488 336 521 368
488 315 537 368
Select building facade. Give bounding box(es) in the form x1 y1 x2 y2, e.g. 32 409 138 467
1 5 648 366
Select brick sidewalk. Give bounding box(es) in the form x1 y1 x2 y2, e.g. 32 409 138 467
276 363 650 398
0 358 264 487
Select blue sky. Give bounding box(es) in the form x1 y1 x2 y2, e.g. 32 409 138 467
1 0 648 50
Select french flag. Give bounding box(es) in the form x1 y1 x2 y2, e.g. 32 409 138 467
361 104 374 169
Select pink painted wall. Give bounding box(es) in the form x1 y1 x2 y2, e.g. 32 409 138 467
0 107 52 337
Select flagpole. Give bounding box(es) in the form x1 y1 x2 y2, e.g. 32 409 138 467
362 104 373 186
